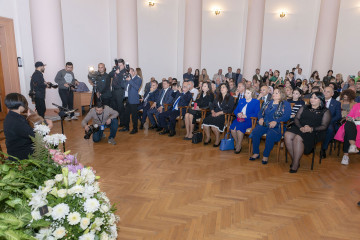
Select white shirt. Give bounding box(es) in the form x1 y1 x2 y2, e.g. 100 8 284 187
190 88 199 101
295 70 306 81
160 87 169 105
241 103 248 115
325 98 332 108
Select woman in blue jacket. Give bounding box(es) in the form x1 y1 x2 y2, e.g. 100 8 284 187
230 87 260 154
249 88 291 164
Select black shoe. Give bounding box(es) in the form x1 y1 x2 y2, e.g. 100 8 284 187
139 123 144 130
159 129 169 135
119 127 129 132
234 148 242 154
321 149 327 159
204 139 211 145
249 155 260 161
289 169 298 173
262 159 268 165
130 129 138 134
149 125 157 130
156 127 163 132
168 130 176 137
213 142 220 147
358 201 360 207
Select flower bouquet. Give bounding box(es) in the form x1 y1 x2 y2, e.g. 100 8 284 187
29 168 119 240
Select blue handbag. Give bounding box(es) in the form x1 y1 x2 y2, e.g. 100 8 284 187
219 132 235 151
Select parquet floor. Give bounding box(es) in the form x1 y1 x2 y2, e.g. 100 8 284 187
3 117 360 240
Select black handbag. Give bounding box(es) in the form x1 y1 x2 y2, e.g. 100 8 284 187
192 131 203 144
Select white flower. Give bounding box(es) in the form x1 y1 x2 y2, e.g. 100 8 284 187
31 210 42 220
91 217 104 231
68 185 84 195
57 189 67 198
68 171 78 186
100 204 109 213
55 174 63 182
110 225 118 239
80 217 90 230
67 212 81 225
79 232 95 240
83 184 96 198
81 168 96 184
51 203 70 220
35 227 52 240
29 188 48 210
108 214 116 225
53 226 66 239
84 198 100 213
34 124 50 136
100 232 109 240
44 180 55 188
43 134 67 146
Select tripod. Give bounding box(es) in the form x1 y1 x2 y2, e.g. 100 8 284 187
52 103 77 152
89 79 100 109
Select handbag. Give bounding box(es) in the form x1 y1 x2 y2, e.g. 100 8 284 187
192 131 203 144
219 132 235 151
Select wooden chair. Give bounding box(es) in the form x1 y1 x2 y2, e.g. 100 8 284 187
0 129 5 162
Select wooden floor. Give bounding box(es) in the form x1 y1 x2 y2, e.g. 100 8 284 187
3 117 360 240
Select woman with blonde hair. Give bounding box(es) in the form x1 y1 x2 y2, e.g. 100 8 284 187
199 68 210 82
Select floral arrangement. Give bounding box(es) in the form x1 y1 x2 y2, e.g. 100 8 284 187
43 134 67 147
29 168 119 240
34 124 51 136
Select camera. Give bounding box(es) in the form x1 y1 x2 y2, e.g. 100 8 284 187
47 82 58 89
29 90 35 102
124 63 131 79
84 124 100 139
112 59 120 71
68 83 78 90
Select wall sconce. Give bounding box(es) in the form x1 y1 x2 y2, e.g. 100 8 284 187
148 1 155 7
280 12 286 18
215 9 221 15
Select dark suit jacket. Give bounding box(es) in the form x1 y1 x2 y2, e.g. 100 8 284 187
144 82 151 94
123 75 142 104
225 72 236 80
170 91 192 110
156 88 174 107
328 98 341 125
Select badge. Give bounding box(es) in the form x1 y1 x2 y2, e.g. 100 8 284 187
101 125 105 131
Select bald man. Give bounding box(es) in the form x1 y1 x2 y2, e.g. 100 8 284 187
321 87 341 158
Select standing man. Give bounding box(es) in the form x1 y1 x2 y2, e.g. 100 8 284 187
55 62 79 120
236 68 243 85
213 69 225 82
253 68 262 82
89 63 112 106
225 67 236 80
119 68 142 134
109 59 126 127
183 67 194 82
30 61 50 118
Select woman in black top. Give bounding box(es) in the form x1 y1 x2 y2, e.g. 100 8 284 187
202 83 235 147
184 82 214 140
194 69 200 88
285 92 331 173
287 87 305 120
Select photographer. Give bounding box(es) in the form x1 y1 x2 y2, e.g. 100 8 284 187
119 67 142 134
30 61 51 118
88 63 112 106
81 102 119 145
55 62 79 120
109 59 126 126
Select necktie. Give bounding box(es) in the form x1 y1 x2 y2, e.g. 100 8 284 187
173 96 181 110
160 89 166 105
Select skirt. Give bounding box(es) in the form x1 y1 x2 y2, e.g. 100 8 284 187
287 125 326 155
202 114 226 132
188 109 203 124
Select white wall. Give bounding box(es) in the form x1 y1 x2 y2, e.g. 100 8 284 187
261 0 320 79
137 0 182 91
333 0 360 79
61 0 113 89
201 0 248 78
0 0 35 107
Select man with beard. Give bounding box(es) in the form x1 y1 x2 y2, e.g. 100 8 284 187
30 61 51 118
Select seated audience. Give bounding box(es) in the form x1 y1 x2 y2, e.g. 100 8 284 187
183 67 194 82
202 83 235 147
158 84 192 137
138 80 159 129
309 71 320 83
288 87 305 120
321 87 341 158
340 89 356 118
323 70 334 85
184 82 214 140
225 67 236 80
285 92 331 172
229 79 237 95
3 93 53 160
82 102 119 145
188 80 199 101
285 86 293 100
230 87 260 154
262 71 270 83
253 68 262 82
199 68 210 83
249 88 291 164
213 69 225 82
257 85 272 104
334 103 360 165
147 80 174 129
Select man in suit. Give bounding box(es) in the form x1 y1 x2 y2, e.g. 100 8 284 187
183 67 194 82
138 80 159 129
236 68 243 85
225 67 236 80
252 68 262 82
321 86 342 158
144 77 155 94
109 59 126 126
257 85 272 104
119 68 142 134
147 80 174 130
158 84 193 137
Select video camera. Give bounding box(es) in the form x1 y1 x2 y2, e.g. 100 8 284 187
84 124 100 139
124 62 131 79
88 66 100 84
68 83 78 90
47 82 58 89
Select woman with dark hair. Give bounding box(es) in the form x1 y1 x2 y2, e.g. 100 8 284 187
3 93 53 160
230 87 260 154
249 88 291 164
262 71 269 84
323 70 334 85
339 89 356 118
202 83 235 147
194 69 200 88
184 82 214 140
285 92 331 173
309 71 320 83
288 87 305 120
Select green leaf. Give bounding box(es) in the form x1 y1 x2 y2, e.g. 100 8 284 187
0 222 8 231
29 219 51 229
0 213 23 229
1 165 10 172
3 229 21 240
0 191 10 202
5 199 22 208
13 209 32 226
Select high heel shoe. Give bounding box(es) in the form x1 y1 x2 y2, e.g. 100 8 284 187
234 148 242 154
289 164 300 173
249 155 260 161
204 139 211 145
213 142 220 147
261 159 268 165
